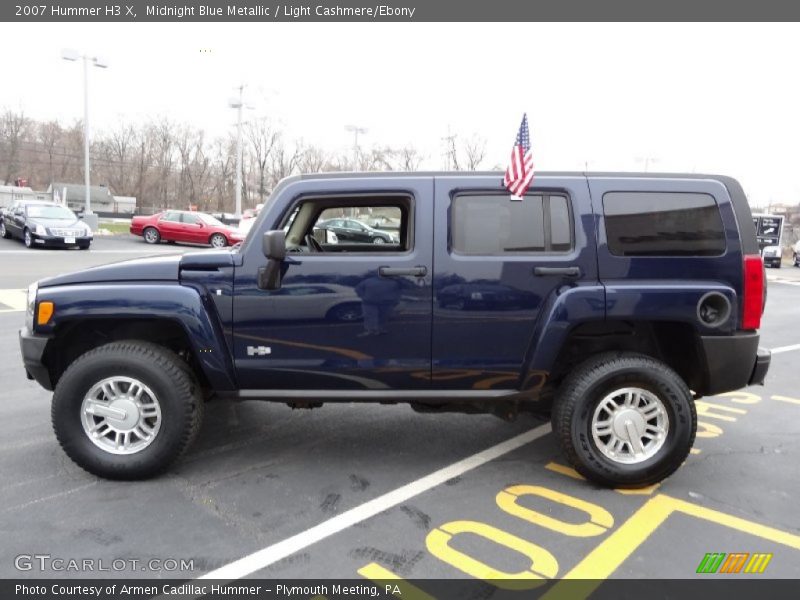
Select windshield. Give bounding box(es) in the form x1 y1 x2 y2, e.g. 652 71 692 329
199 214 226 227
26 205 77 219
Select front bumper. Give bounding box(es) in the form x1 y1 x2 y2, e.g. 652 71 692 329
19 327 53 390
31 233 92 247
700 332 771 395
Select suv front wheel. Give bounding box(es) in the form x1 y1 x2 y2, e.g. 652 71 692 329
51 341 203 479
552 352 696 488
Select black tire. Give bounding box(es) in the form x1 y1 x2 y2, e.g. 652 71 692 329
23 228 33 248
51 341 203 480
143 227 160 244
209 233 227 248
0 220 10 239
79 243 90 250
551 352 696 488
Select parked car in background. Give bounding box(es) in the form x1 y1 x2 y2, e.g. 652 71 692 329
793 240 800 267
130 210 244 247
316 218 398 244
0 200 92 249
762 245 782 268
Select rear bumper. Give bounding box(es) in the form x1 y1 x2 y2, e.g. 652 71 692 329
19 327 53 390
700 332 770 395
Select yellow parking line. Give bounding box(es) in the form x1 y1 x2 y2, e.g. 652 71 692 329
0 289 26 312
544 462 661 495
773 395 800 406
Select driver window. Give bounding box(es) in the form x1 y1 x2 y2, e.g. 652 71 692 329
283 198 409 253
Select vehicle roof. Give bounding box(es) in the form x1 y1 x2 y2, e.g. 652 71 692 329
290 170 732 181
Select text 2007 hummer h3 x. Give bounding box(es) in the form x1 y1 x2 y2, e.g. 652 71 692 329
19 172 771 487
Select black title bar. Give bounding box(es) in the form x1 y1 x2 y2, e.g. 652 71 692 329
5 0 800 22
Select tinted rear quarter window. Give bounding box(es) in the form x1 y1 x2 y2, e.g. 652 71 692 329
603 192 725 257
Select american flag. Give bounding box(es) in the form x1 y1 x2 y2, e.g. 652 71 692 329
503 113 535 198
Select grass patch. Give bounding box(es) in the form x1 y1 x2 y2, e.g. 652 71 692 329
98 221 132 234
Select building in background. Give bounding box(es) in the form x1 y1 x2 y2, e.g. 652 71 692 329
0 184 51 208
46 183 136 214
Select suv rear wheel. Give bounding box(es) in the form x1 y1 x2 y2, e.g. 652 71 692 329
51 341 203 480
552 352 696 488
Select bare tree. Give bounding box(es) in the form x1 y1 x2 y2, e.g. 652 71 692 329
35 120 63 186
1 109 31 184
269 137 301 188
176 126 212 210
247 117 279 202
396 145 424 171
211 135 236 212
97 123 138 196
297 143 327 173
463 134 487 171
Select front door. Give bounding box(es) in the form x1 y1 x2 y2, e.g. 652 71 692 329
431 174 597 391
233 178 434 391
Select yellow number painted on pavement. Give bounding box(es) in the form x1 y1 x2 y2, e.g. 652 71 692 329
496 485 613 537
695 401 746 422
425 520 558 589
696 420 724 438
717 391 761 404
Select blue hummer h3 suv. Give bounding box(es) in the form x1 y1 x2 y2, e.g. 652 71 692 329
19 172 770 487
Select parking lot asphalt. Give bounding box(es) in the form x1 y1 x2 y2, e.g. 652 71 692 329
0 235 798 586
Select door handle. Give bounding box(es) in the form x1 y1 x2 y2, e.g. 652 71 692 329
379 266 428 277
534 266 581 277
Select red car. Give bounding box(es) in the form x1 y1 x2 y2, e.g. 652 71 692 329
130 210 245 248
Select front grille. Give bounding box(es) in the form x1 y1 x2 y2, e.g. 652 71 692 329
50 229 82 237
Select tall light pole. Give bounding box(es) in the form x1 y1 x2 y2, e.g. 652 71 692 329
345 124 367 171
228 85 246 219
61 48 107 230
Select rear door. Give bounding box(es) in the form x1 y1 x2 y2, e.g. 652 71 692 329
232 177 434 391
158 211 183 242
431 174 597 391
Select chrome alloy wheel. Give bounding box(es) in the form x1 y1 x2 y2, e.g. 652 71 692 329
590 387 669 464
80 376 162 455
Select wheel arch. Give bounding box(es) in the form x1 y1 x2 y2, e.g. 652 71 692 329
36 284 236 392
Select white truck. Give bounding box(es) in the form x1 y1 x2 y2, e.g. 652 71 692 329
752 212 785 268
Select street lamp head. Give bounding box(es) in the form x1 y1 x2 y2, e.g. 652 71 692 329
93 56 109 69
60 48 80 61
228 97 243 108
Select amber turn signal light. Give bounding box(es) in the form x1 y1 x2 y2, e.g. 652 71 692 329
37 301 54 325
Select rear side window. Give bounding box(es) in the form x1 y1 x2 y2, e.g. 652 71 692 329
603 192 725 257
451 193 573 255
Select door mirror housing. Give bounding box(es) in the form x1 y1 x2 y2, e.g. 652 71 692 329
262 230 286 260
258 230 286 291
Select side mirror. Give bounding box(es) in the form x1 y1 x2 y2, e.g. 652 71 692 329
262 230 286 260
258 230 286 291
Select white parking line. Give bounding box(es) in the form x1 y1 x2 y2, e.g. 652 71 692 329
198 423 552 581
0 289 26 312
771 343 800 354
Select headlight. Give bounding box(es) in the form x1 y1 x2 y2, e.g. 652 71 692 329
26 282 37 330
35 224 47 236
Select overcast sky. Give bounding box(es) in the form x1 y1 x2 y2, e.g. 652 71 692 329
1 22 798 208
